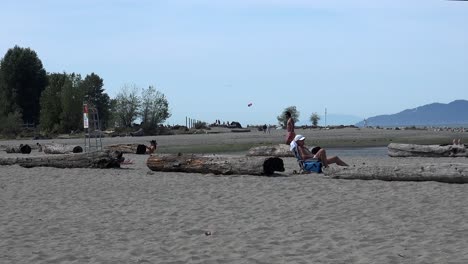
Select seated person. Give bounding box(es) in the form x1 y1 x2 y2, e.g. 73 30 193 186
291 135 348 168
146 140 157 154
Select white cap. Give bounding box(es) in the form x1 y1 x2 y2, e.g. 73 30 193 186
294 135 305 141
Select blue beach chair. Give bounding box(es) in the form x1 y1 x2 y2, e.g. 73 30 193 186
291 146 323 174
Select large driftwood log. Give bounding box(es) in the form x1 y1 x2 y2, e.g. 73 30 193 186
247 144 294 157
105 143 147 154
324 163 468 183
0 151 122 168
43 143 83 154
5 144 32 154
147 154 284 176
388 143 467 157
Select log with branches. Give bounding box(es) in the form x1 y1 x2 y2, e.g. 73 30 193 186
147 154 285 176
324 163 468 183
388 143 468 157
0 151 123 169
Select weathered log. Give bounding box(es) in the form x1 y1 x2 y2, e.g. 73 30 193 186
130 128 144 136
147 154 284 176
324 163 468 183
5 144 32 154
388 143 467 157
247 144 294 157
43 143 83 154
105 143 147 154
0 151 122 169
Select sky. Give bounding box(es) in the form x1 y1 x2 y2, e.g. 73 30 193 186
1 0 467 126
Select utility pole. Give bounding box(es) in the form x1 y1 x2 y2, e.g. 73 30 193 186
325 108 327 127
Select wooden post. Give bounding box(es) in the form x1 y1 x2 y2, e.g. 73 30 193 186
147 154 284 176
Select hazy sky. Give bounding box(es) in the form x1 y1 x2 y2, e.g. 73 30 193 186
1 0 467 126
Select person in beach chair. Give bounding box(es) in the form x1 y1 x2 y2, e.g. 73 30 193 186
290 135 348 173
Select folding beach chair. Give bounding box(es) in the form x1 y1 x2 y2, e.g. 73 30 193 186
291 146 323 174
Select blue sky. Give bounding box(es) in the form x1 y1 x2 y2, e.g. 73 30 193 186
1 0 467 126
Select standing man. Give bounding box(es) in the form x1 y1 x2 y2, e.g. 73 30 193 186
285 111 296 144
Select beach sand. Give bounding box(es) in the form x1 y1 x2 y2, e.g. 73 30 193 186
1 128 467 263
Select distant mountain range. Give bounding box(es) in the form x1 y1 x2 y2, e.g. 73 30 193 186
355 100 468 127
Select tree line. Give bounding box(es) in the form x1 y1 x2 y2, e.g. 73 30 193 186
0 45 170 137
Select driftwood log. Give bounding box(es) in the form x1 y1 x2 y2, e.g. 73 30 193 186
43 143 83 154
247 144 294 157
0 151 122 168
105 143 147 154
324 163 468 183
5 144 32 154
388 143 468 157
147 154 284 176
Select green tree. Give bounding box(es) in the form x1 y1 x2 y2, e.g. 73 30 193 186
40 73 67 133
80 73 111 129
310 112 321 126
277 106 300 127
140 85 171 130
114 84 140 127
60 74 84 132
0 46 47 124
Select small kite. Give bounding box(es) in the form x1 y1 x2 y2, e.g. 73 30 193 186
248 103 253 107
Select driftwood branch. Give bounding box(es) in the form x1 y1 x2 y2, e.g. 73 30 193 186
147 154 284 176
324 163 468 183
247 144 294 157
388 143 467 157
0 151 122 169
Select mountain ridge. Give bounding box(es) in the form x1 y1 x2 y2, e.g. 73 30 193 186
355 100 468 127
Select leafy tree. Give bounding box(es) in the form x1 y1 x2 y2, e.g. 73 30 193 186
80 73 111 129
0 46 47 124
0 111 22 137
277 106 300 127
59 74 84 132
310 112 321 126
140 85 171 130
40 73 67 133
114 84 140 127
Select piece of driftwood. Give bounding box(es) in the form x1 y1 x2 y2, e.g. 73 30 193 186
130 128 144 137
43 143 83 154
231 129 251 133
247 144 294 157
0 151 122 168
388 143 467 157
147 154 284 176
105 143 147 154
324 163 468 183
5 144 32 154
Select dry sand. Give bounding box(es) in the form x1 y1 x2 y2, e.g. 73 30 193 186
1 128 467 263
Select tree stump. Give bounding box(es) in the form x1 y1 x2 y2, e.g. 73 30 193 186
324 163 468 183
388 143 468 157
0 151 122 168
247 144 294 157
147 154 284 176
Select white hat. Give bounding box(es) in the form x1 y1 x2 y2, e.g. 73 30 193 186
294 135 305 141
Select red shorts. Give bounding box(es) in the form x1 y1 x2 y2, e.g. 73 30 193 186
286 132 296 144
